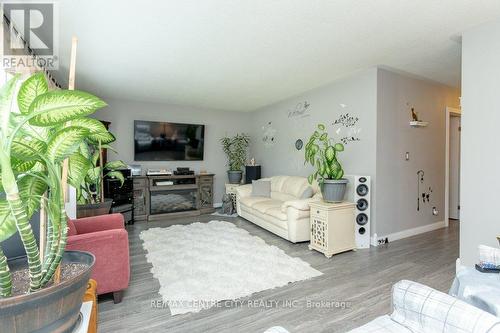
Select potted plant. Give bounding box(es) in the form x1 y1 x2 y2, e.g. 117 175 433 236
305 123 348 202
0 72 110 332
220 133 250 184
75 134 126 218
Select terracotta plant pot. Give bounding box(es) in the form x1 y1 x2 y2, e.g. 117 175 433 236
0 251 95 333
77 199 113 218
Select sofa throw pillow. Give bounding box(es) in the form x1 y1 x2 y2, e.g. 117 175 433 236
252 179 271 197
299 186 314 199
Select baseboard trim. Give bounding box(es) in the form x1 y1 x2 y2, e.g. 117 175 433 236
376 220 446 245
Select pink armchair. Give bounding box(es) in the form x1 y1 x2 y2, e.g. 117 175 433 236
66 213 130 303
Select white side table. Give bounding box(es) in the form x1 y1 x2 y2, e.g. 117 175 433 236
225 183 242 210
308 201 356 258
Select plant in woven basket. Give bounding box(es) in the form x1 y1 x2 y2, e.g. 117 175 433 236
0 73 108 296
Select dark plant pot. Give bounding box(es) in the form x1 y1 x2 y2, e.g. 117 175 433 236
321 178 349 203
0 251 95 333
227 170 243 184
77 198 112 218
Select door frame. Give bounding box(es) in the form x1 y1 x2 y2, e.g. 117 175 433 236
445 106 462 227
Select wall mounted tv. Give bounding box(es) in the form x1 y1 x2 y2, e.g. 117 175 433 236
134 120 205 161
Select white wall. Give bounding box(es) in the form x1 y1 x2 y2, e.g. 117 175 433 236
93 98 251 204
248 68 379 232
376 69 460 237
460 19 500 265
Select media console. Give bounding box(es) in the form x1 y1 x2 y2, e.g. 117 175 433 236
132 173 215 222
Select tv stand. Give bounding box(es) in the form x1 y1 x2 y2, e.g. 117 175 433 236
132 173 215 222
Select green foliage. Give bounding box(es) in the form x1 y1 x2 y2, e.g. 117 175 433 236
305 123 346 184
0 73 109 297
220 133 250 171
75 138 125 205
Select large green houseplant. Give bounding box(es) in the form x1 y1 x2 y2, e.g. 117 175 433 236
0 73 110 331
220 133 250 184
74 131 126 218
305 123 348 202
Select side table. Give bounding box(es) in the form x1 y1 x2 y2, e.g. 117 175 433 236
225 183 242 211
308 201 356 258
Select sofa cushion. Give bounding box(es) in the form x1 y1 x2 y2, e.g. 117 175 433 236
271 191 297 202
240 196 271 208
299 186 314 199
241 205 288 230
252 179 271 197
252 200 283 215
266 207 287 221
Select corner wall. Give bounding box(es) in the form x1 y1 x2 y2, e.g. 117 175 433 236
376 69 460 239
93 99 251 204
248 68 379 232
460 19 500 265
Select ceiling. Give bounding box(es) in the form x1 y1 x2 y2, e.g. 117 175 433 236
51 0 500 111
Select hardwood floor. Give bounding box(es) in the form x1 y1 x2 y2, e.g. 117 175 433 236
98 216 459 333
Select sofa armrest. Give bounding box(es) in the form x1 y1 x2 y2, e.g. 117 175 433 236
236 184 252 199
66 229 130 295
72 213 125 234
281 198 317 213
391 280 500 333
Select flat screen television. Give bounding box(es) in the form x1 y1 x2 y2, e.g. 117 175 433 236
134 120 205 161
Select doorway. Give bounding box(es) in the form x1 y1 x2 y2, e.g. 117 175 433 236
445 107 462 225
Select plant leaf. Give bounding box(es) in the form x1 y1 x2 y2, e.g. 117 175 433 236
11 159 36 172
79 142 91 159
28 90 107 126
325 146 336 163
17 72 49 114
66 118 116 144
47 126 89 162
68 153 91 188
0 74 20 133
11 138 47 161
104 160 126 170
334 143 344 152
105 171 124 186
18 173 47 217
0 201 17 243
86 166 101 183
317 124 325 131
89 130 115 144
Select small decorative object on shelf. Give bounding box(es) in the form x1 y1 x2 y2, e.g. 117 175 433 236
308 201 356 258
409 107 428 127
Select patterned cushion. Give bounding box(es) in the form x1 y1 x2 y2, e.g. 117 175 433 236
391 280 500 333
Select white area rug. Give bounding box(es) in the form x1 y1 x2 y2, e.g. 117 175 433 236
140 220 322 315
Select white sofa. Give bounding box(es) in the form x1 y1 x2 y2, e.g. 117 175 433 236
236 175 320 243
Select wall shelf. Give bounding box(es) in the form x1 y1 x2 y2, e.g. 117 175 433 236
410 121 429 127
